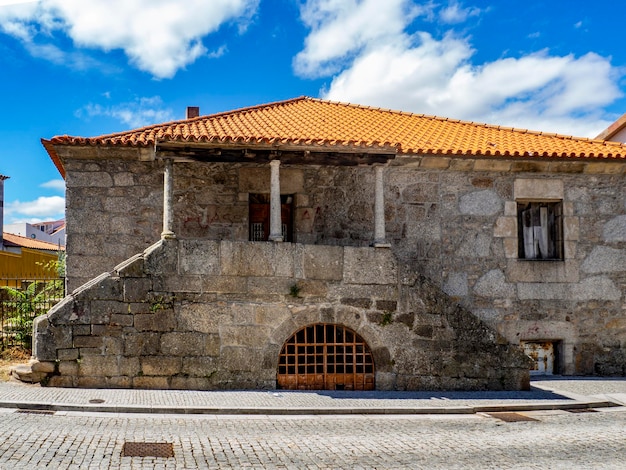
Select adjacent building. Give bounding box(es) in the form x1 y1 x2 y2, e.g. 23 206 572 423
4 220 65 248
0 176 64 281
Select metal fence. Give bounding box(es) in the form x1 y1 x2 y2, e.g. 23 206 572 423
0 277 65 352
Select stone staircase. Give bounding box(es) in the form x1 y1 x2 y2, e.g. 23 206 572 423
9 359 54 384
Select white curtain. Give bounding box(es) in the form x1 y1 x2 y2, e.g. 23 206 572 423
522 208 536 258
538 206 549 258
521 204 551 259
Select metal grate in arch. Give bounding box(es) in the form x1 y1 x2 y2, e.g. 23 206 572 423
277 323 375 391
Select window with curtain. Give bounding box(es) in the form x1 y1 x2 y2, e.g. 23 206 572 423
517 201 563 260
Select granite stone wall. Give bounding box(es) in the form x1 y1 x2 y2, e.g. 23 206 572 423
57 148 626 376
32 240 531 390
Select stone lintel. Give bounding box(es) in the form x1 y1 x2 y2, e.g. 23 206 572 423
514 178 564 200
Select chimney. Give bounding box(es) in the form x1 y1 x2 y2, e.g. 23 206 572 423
186 106 200 119
0 174 8 250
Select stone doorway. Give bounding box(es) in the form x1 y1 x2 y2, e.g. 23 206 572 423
277 323 375 390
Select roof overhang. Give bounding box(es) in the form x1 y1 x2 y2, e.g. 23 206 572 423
155 142 398 166
42 139 67 179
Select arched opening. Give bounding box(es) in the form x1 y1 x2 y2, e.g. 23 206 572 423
277 323 375 390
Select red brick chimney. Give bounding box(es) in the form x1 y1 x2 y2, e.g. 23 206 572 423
186 106 200 119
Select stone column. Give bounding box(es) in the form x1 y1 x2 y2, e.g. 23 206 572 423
269 160 284 242
161 158 176 239
373 165 390 247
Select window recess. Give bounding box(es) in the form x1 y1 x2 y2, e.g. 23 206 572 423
517 201 563 260
249 193 293 242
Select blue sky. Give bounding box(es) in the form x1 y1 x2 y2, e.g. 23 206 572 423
1 0 625 224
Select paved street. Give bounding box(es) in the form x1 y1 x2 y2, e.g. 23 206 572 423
0 407 625 469
0 378 624 469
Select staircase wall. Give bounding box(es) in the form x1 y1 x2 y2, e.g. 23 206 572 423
32 239 531 390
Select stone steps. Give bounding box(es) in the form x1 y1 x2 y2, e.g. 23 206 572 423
10 360 54 384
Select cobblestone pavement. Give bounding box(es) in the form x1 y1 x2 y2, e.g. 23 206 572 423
0 380 570 409
1 378 625 414
531 377 626 406
0 406 625 469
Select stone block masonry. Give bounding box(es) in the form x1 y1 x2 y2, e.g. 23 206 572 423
59 155 626 378
32 239 531 391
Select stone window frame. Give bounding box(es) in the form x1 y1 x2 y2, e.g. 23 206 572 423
496 178 578 262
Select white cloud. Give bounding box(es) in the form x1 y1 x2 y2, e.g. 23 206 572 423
5 196 65 222
439 1 480 24
0 1 38 6
0 0 259 78
294 0 431 78
77 96 175 129
40 179 65 192
298 0 623 137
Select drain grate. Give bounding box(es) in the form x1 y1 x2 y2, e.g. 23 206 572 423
568 408 598 413
122 442 174 458
89 399 106 404
15 409 55 415
486 412 539 422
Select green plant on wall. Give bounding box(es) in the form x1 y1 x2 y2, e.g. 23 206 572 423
380 311 393 326
289 283 301 298
150 295 174 312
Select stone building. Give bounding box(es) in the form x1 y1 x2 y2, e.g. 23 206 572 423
28 97 626 390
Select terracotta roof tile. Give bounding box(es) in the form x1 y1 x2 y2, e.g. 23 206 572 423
2 232 65 251
44 97 626 173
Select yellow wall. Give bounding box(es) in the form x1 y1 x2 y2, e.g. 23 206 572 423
0 248 60 284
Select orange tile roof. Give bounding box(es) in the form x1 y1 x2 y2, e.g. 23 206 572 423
2 232 65 251
43 97 626 176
